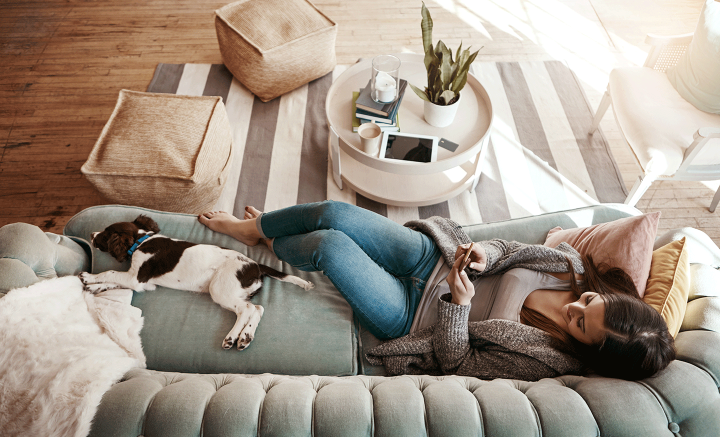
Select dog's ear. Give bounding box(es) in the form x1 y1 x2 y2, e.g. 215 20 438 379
134 215 160 233
108 233 134 263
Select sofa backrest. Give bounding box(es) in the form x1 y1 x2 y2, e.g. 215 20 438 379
461 203 642 243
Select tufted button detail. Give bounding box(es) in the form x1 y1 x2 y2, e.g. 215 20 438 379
668 422 680 433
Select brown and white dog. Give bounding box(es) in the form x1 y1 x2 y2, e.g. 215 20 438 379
78 215 313 351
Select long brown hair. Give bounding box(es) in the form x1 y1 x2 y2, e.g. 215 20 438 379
521 254 676 379
520 254 638 348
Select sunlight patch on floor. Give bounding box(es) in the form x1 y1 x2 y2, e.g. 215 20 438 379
701 180 720 192
433 0 531 42
434 0 650 92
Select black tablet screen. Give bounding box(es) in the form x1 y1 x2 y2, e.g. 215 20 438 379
383 135 433 162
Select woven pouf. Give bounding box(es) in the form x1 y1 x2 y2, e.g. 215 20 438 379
81 90 233 214
215 0 337 102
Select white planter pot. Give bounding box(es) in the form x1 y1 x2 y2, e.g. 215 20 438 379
423 94 461 127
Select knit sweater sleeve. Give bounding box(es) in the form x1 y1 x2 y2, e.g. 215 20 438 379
432 294 472 373
477 239 585 277
405 217 585 279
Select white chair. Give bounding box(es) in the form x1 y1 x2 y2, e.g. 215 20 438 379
589 33 720 212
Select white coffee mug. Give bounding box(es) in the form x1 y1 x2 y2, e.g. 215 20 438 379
358 123 382 156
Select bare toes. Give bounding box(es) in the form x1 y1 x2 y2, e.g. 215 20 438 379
243 206 262 220
198 211 241 229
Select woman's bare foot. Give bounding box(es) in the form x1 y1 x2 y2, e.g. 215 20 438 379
197 210 261 246
242 206 275 250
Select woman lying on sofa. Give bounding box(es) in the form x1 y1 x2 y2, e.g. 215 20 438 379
198 200 675 381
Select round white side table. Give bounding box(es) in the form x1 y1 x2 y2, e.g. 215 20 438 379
325 53 493 207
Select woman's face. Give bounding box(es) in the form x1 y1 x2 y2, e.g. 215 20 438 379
561 292 607 345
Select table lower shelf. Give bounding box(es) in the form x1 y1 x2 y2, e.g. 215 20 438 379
330 146 480 207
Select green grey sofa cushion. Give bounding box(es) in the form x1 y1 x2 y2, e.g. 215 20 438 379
64 205 358 376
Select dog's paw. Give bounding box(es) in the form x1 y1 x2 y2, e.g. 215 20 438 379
237 332 254 350
136 283 156 292
83 283 108 294
222 336 236 350
78 272 96 285
83 282 126 295
302 281 315 291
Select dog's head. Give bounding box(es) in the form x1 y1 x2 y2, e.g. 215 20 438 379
91 215 160 262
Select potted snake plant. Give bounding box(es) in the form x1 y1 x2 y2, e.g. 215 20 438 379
410 2 481 127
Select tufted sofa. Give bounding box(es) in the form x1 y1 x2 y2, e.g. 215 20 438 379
1 203 719 436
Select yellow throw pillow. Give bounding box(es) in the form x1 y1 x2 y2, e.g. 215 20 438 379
642 238 690 337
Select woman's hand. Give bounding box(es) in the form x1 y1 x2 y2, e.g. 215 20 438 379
453 243 487 273
447 255 474 305
447 243 485 306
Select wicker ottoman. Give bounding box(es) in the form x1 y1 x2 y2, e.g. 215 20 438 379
215 0 337 102
81 90 233 214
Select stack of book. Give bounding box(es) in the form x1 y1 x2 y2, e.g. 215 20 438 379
352 78 408 133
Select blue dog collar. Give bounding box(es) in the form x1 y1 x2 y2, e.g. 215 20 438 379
127 233 152 256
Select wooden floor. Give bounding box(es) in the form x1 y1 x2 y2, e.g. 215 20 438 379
1 0 715 243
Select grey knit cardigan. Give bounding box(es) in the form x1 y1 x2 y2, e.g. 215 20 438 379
365 217 586 381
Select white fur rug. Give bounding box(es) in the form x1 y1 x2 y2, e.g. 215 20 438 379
0 276 145 437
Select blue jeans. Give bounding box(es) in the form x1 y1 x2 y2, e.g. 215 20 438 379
257 201 441 339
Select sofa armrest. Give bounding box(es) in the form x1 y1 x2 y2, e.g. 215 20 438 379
682 297 720 333
675 329 720 386
0 258 41 296
0 223 90 293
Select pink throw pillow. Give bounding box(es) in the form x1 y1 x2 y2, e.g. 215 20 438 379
543 212 660 297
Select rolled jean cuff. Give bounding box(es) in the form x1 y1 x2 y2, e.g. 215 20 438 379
255 212 268 239
255 213 276 255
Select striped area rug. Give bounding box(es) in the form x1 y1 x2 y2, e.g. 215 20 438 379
147 61 626 225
